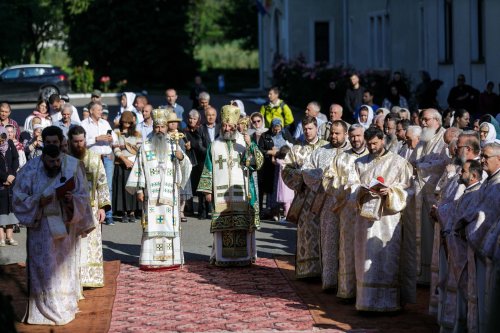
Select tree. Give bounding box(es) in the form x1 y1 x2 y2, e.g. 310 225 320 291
218 0 258 50
66 0 196 88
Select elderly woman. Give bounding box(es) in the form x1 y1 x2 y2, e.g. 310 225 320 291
0 127 19 246
24 124 44 160
479 122 499 148
269 117 294 148
250 112 275 215
183 109 205 219
113 111 142 222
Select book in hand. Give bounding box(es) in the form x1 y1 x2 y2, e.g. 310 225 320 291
361 177 388 193
55 177 76 200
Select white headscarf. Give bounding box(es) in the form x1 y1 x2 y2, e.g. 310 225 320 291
232 99 246 117
357 105 374 129
480 122 500 147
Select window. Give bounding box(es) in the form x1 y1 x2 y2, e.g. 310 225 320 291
314 21 330 63
1 69 21 79
23 67 46 77
369 12 390 68
439 0 453 63
470 0 484 62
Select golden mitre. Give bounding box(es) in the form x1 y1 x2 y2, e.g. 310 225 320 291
152 107 172 126
221 104 240 125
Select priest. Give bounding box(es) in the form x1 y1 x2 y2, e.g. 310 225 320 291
126 108 192 270
197 104 263 266
354 127 413 311
12 126 94 325
301 120 351 289
282 116 328 278
68 125 111 288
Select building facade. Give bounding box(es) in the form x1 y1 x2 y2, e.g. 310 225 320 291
259 0 500 105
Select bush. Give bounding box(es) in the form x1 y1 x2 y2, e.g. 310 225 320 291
71 62 94 93
272 54 411 109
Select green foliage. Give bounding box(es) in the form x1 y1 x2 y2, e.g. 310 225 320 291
72 62 94 93
218 0 258 50
40 46 72 72
186 0 225 46
195 41 258 71
67 0 196 89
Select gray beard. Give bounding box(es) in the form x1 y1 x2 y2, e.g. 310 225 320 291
223 131 237 141
420 127 435 142
152 132 169 161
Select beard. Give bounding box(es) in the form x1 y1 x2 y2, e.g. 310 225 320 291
420 127 435 142
222 130 237 141
71 146 86 159
152 132 169 161
331 138 345 148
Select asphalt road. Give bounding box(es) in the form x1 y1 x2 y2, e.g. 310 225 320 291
2 93 296 266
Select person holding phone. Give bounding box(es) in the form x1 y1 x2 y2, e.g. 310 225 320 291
81 101 118 225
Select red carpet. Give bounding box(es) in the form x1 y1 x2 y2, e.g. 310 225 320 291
109 258 323 332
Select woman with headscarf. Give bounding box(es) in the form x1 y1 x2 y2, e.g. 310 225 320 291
0 127 19 246
480 114 500 140
231 99 247 118
114 92 143 127
479 122 500 148
270 118 294 148
357 105 374 129
250 112 275 215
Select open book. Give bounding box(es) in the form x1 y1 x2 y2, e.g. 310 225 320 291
55 177 76 200
361 178 388 193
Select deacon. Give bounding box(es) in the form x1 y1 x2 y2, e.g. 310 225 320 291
301 120 350 290
126 108 192 270
354 127 413 312
197 104 263 267
12 126 94 325
282 116 328 278
68 125 111 288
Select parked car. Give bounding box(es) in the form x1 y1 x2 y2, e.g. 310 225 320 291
0 64 70 102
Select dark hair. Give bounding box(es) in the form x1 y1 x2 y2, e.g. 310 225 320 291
364 88 374 96
364 127 384 141
67 125 87 140
269 86 280 95
331 120 348 133
465 159 482 179
455 108 469 119
48 94 60 105
42 144 61 158
42 126 64 143
396 119 411 131
276 145 291 159
302 115 318 128
134 95 148 104
119 117 138 137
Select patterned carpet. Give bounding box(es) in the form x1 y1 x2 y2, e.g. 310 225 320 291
109 258 327 332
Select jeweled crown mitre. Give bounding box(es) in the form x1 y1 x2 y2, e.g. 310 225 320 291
221 105 240 125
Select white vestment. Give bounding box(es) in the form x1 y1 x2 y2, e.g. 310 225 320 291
126 138 192 270
12 155 94 325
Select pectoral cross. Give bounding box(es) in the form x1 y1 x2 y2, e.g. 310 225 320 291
216 155 227 170
146 151 156 161
156 216 164 224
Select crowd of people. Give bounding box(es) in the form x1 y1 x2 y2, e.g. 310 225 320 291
0 72 499 331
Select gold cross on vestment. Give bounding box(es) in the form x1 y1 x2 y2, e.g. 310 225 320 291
216 155 227 170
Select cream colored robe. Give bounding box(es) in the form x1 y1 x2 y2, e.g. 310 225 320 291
12 155 94 325
282 137 328 278
414 127 447 311
301 141 351 290
79 150 111 287
354 150 412 312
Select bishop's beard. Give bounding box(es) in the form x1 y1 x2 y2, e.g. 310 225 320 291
152 132 169 161
222 130 237 141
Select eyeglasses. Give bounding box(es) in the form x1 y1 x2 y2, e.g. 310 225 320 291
421 117 435 123
481 154 496 159
252 119 261 124
457 145 470 150
479 130 489 135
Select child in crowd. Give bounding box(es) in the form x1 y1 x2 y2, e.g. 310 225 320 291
272 145 294 223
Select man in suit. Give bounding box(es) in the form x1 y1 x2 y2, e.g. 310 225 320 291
199 106 220 219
